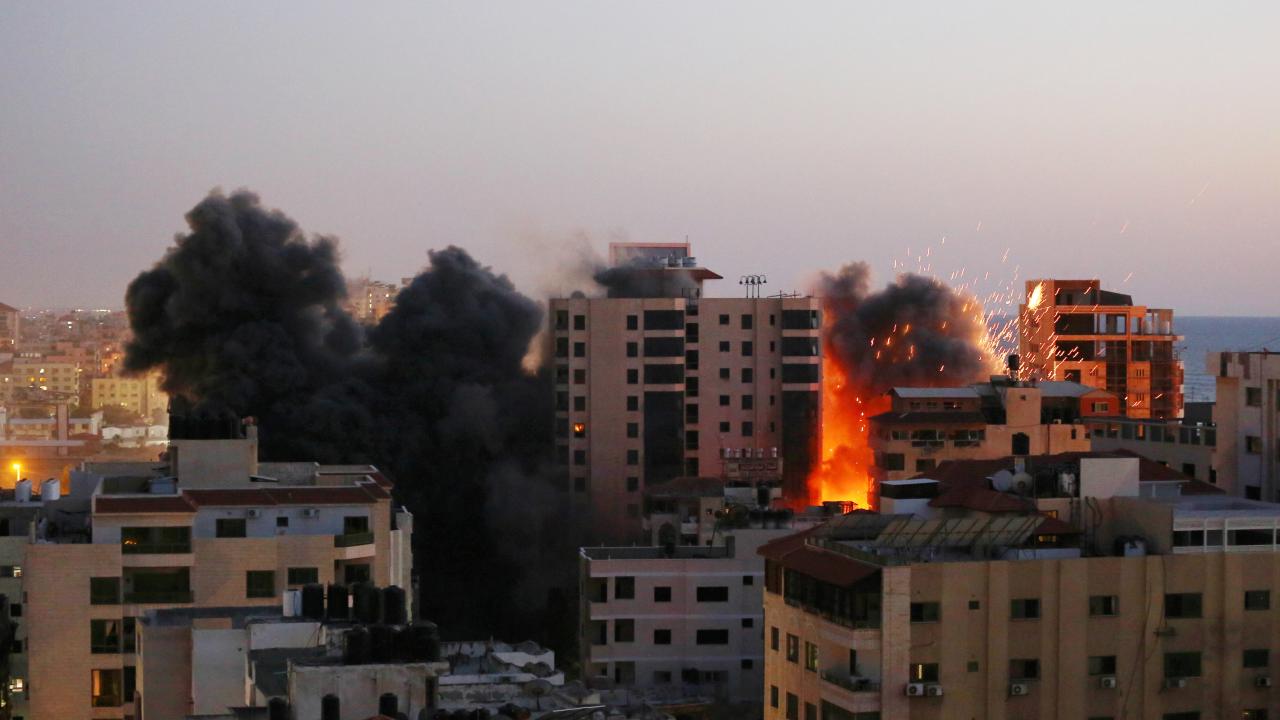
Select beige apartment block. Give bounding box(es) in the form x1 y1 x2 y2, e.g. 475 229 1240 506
90 373 169 421
552 243 821 542
10 359 81 398
18 429 412 720
869 379 1104 487
1210 351 1280 502
760 452 1280 720
1019 279 1183 420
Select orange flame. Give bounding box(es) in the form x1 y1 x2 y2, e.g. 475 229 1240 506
806 352 889 509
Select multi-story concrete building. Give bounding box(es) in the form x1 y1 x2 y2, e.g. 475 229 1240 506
580 477 819 708
0 304 17 350
869 378 1105 487
345 277 402 323
1087 415 1218 486
90 373 169 422
1210 351 1280 501
16 420 413 720
10 358 80 399
756 450 1280 720
1019 279 1183 419
552 242 822 542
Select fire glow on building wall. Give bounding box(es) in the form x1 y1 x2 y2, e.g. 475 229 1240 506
803 263 1003 509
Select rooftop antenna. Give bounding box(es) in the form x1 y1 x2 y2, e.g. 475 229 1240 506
739 274 767 299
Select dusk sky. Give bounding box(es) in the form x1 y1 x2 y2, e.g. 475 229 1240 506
2 2 1277 314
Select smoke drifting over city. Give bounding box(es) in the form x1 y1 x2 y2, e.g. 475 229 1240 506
124 190 573 639
815 261 991 394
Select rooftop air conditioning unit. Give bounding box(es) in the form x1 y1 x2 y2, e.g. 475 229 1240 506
904 683 926 697
246 509 261 519
1163 677 1187 690
1256 676 1273 688
1099 676 1118 689
925 684 944 697
1009 682 1029 696
301 508 319 519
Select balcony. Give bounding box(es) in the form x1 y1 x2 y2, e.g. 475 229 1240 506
122 541 191 555
124 589 194 604
822 670 880 694
334 531 375 548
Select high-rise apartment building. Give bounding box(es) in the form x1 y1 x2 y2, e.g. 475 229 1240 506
550 243 821 542
1210 351 1280 501
0 303 18 350
1019 279 1183 419
760 453 1280 720
15 419 413 720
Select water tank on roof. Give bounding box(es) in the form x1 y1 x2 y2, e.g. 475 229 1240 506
990 470 1014 493
301 583 325 620
1011 471 1034 495
1059 472 1077 497
40 478 60 502
15 480 31 503
321 694 340 720
353 582 381 624
326 583 349 621
344 625 371 664
382 585 407 625
370 624 397 662
281 589 301 618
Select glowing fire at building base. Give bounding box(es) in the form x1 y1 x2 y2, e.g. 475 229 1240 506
805 354 889 510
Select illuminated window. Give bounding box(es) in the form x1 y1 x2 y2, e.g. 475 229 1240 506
909 662 939 682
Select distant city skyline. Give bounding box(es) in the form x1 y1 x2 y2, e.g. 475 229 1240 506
2 2 1278 314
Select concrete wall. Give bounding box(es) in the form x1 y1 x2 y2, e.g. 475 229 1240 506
192 628 246 715
289 663 434 720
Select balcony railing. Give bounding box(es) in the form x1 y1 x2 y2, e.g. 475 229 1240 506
821 670 881 693
122 542 191 555
334 531 375 548
124 590 194 604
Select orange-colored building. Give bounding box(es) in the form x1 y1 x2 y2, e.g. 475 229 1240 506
1018 280 1183 420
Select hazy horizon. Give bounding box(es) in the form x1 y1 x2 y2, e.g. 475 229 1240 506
3 2 1278 314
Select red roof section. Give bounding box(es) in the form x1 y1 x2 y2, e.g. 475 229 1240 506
758 527 880 588
95 495 196 514
930 484 1034 513
101 483 389 514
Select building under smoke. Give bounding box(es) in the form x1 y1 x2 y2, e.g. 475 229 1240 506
551 242 823 542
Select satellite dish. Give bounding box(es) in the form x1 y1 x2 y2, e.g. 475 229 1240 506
990 470 1014 493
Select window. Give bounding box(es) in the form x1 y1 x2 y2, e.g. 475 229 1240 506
743 574 754 585
719 421 731 432
1247 387 1263 406
910 602 940 622
90 577 121 605
654 585 671 602
1088 655 1117 676
1009 658 1039 680
573 368 586 385
719 341 731 352
627 396 638 411
1245 590 1271 610
785 693 798 720
1242 711 1267 720
615 576 635 599
573 477 586 492
123 617 136 653
719 394 730 406
1163 651 1202 678
696 629 729 645
914 458 936 472
215 518 247 538
770 626 779 650
614 619 635 643
627 315 638 330
1089 595 1119 616
246 571 275 598
741 367 754 383
742 421 753 437
92 669 123 707
626 476 639 492
573 449 587 466
697 586 729 602
741 341 753 357
743 658 755 670
626 449 639 465
287 567 318 585
719 367 730 379
1011 598 1040 619
881 453 905 471
804 641 819 671
969 600 981 610
1091 401 1110 413
653 629 672 645
573 395 587 411
742 617 754 628
573 314 585 330
741 314 753 329
770 685 779 708
555 337 569 358
719 314 730 325
909 662 940 683
1165 593 1202 619
1244 649 1270 668
574 342 586 357
1247 436 1263 453
91 619 121 653
742 395 754 410
804 703 817 720
654 671 672 684
786 633 799 662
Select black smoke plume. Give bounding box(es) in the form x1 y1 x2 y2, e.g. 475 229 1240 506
815 262 990 393
125 190 578 641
